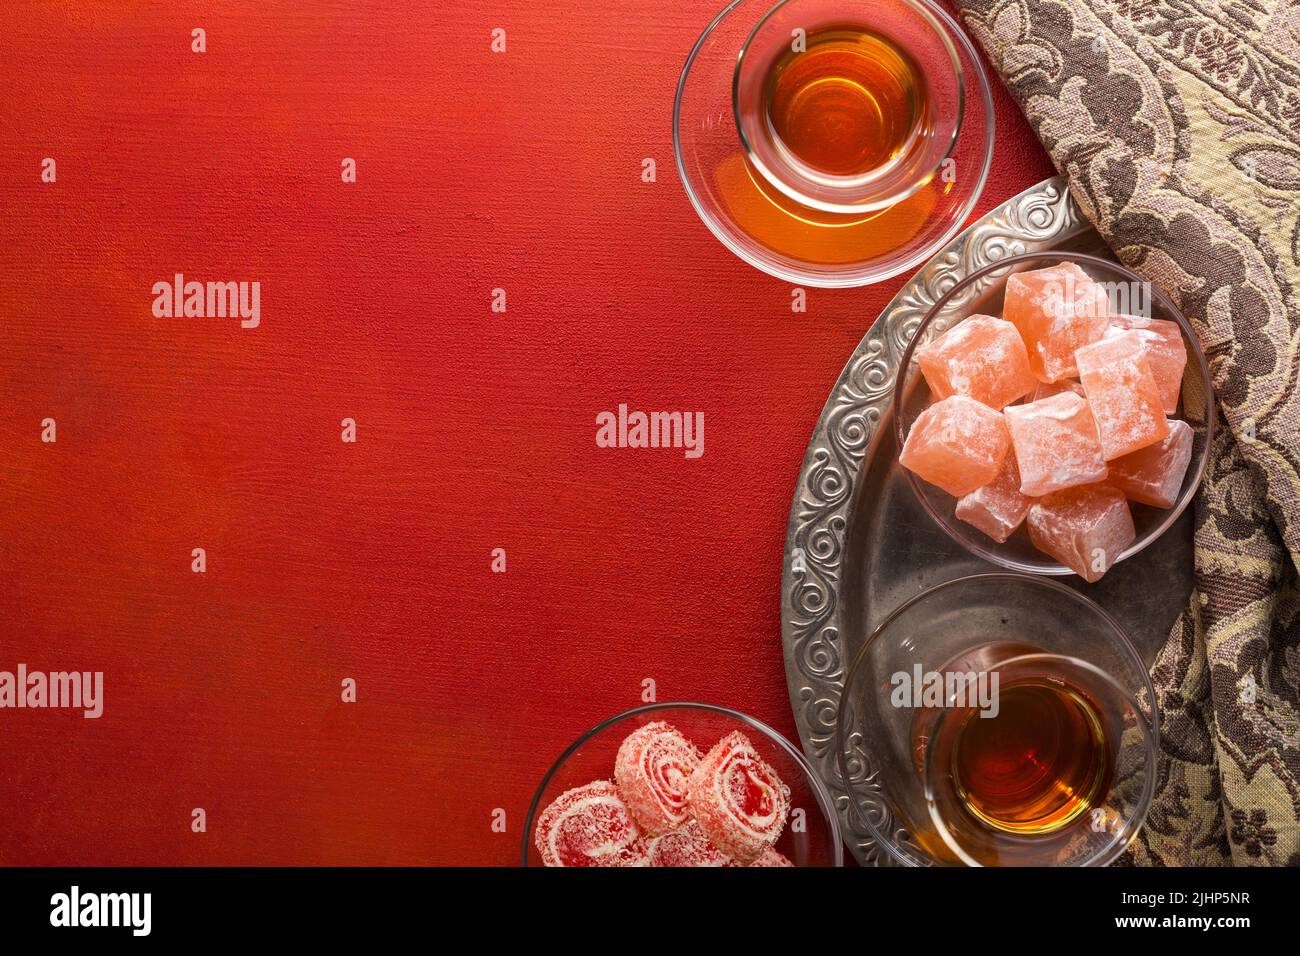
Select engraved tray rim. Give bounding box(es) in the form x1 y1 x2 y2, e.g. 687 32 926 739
779 176 1095 866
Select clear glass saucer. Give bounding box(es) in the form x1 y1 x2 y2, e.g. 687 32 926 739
673 0 995 287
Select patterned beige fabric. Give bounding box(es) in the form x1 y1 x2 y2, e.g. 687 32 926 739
956 0 1300 865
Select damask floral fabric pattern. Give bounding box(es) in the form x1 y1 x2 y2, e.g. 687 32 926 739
957 0 1300 865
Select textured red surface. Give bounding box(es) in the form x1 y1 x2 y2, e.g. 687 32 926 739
0 1 1055 864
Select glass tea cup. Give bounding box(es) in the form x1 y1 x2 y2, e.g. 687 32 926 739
673 0 995 286
733 0 965 213
836 573 1159 866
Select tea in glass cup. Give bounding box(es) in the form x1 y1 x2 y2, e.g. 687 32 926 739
673 0 996 284
733 0 963 215
836 574 1159 866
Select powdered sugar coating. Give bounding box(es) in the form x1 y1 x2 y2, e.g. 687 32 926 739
645 819 730 867
1027 485 1136 582
915 314 1037 409
613 721 702 836
900 395 1011 497
954 453 1033 543
1108 419 1193 508
745 848 795 867
1076 330 1170 460
534 780 649 867
1004 262 1110 382
687 731 790 864
1005 392 1108 496
1107 314 1187 414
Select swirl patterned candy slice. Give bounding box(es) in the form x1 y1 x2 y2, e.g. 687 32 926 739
533 780 649 867
645 819 730 867
688 731 790 863
746 847 795 867
613 721 702 836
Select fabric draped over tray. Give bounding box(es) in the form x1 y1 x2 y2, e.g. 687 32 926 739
956 0 1300 865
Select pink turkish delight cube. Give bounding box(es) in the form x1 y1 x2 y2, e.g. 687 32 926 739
1004 392 1108 496
954 453 1033 543
915 315 1038 409
1027 485 1136 582
1107 419 1193 508
1003 262 1110 383
1076 330 1170 460
1107 314 1187 415
899 396 1011 498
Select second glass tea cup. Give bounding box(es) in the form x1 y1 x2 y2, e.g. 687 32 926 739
836 573 1159 866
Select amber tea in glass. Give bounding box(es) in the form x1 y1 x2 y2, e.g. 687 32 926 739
836 575 1159 867
935 670 1114 842
950 680 1111 834
905 642 1116 846
912 648 1144 865
722 0 969 271
763 26 930 181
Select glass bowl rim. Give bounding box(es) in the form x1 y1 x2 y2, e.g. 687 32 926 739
522 700 846 866
834 570 1161 867
891 249 1216 575
671 0 996 287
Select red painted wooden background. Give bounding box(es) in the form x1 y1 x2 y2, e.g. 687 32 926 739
0 1 1055 864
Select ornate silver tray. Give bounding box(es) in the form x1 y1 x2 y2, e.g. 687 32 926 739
779 176 1193 866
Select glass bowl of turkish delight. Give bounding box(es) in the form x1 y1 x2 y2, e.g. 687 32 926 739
522 702 844 866
893 252 1213 582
